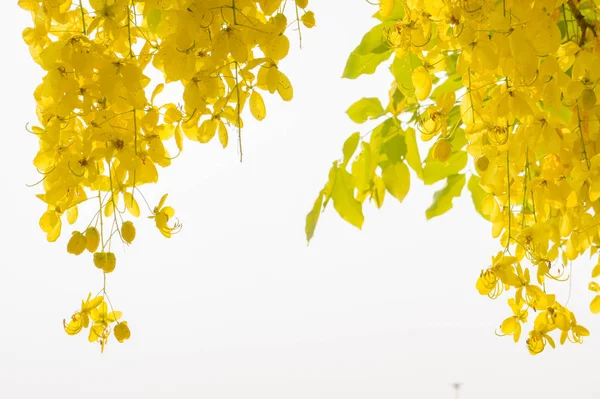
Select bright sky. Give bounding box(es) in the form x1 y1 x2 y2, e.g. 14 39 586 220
2 1 600 398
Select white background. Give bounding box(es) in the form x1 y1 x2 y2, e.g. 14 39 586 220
1 1 599 398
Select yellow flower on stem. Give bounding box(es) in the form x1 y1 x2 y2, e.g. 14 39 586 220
499 297 528 342
63 293 104 336
149 194 182 238
88 301 122 353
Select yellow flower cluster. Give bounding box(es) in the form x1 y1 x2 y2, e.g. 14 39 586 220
308 0 600 354
64 293 130 353
20 0 314 350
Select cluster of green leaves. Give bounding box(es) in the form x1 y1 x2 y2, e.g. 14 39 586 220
307 4 479 243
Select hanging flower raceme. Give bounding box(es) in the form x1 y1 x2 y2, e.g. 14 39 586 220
20 0 315 351
307 0 600 354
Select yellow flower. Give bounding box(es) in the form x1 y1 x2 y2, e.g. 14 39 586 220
499 298 528 342
63 294 103 336
89 301 122 353
87 0 129 39
476 269 499 297
526 331 546 355
149 194 182 238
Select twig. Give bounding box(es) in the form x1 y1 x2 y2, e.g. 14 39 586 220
568 0 598 47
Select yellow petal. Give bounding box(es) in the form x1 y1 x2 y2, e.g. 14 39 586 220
121 221 136 244
85 227 100 253
379 0 394 17
218 121 228 148
250 90 267 121
412 66 432 101
123 191 140 217
590 295 600 314
277 71 293 101
67 206 78 225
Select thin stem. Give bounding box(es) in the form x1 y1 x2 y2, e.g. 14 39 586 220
521 148 529 229
98 191 105 250
531 188 537 223
126 1 134 58
79 0 87 35
568 0 598 46
235 63 243 162
295 3 303 49
577 105 590 170
506 151 512 250
133 108 138 154
562 4 570 41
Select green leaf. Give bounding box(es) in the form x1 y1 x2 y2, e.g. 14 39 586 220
373 2 405 21
346 98 386 124
352 23 392 55
390 53 422 103
382 161 410 202
387 85 406 114
331 167 364 229
343 50 393 79
147 8 162 34
305 191 324 244
426 174 466 219
352 142 376 195
431 74 463 100
343 24 393 79
468 175 490 221
404 128 423 180
342 132 360 167
382 133 406 165
423 151 468 185
371 175 386 208
448 125 467 149
372 117 400 140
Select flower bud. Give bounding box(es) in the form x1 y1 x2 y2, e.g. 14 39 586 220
67 231 87 255
432 139 451 162
114 322 131 343
85 227 100 253
93 252 116 273
121 221 136 244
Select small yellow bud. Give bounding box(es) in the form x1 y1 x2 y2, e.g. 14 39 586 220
104 252 116 273
581 89 597 111
114 322 131 343
476 156 490 172
432 139 451 162
93 252 116 273
85 227 100 253
296 0 308 8
301 11 315 28
121 221 136 244
93 252 107 270
67 231 87 255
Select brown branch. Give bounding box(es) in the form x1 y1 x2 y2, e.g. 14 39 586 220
568 0 598 47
